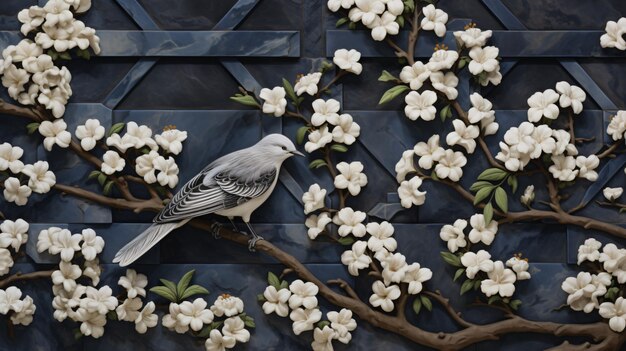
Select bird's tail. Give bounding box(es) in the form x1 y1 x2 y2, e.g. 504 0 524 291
113 219 190 267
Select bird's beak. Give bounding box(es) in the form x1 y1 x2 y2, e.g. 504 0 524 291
291 150 305 157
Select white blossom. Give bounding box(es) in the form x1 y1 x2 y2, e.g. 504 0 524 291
333 49 362 75
404 90 437 121
430 71 459 100
135 302 158 334
155 127 188 155
81 285 118 315
333 207 367 237
0 249 14 276
1 64 29 100
3 177 31 206
403 263 432 294
0 218 29 252
135 150 159 184
520 185 535 206
311 326 336 351
439 219 467 253
49 228 82 262
51 261 82 292
22 161 56 194
555 81 586 114
262 286 291 317
311 98 341 126
162 303 189 334
434 149 466 182
178 298 214 331
369 281 400 312
327 0 355 12
154 156 179 188
289 280 319 310
222 316 250 343
101 150 125 175
10 295 35 326
600 18 626 50
75 119 105 151
427 50 459 72
118 269 148 299
260 87 287 117
341 240 372 276
461 250 494 279
80 228 104 261
305 212 332 240
527 89 560 122
577 238 602 265
395 149 417 182
468 213 498 245
0 143 24 173
481 261 516 297
332 113 360 145
381 252 408 285
334 161 368 196
366 221 396 252
38 119 71 151
468 93 495 124
205 329 236 351
83 258 101 286
400 61 430 90
468 46 499 75
454 27 492 48
211 294 244 317
599 244 626 283
303 184 327 214
327 309 357 343
305 125 333 153
290 308 322 335
294 72 322 96
76 309 107 338
369 12 399 41
549 155 578 181
106 133 135 153
348 0 384 26
420 5 448 37
398 176 427 208
576 155 599 181
116 297 142 322
414 134 445 169
506 256 531 280
607 111 626 141
600 297 626 332
446 119 479 153
0 287 23 314
562 271 607 313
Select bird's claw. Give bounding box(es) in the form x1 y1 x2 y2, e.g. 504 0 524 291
248 235 264 252
210 223 222 239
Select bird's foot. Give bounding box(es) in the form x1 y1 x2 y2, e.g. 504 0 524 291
248 235 264 252
210 223 222 239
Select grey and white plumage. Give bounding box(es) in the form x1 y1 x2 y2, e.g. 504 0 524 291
113 134 303 267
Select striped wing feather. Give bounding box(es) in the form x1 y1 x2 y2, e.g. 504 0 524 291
154 168 277 223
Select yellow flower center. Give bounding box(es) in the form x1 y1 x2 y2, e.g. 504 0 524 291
434 43 449 51
163 124 177 132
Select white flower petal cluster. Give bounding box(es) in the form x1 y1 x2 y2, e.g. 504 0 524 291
0 142 25 174
0 287 36 326
311 99 340 126
400 62 430 91
506 256 531 280
305 125 333 153
434 149 467 182
0 248 13 276
520 185 535 206
334 161 368 196
294 72 322 96
333 49 362 74
468 93 498 136
439 219 467 253
39 119 71 150
106 122 158 152
262 285 291 317
333 207 367 237
0 218 29 253
607 111 626 141
118 269 148 299
404 90 437 121
330 0 402 41
179 298 215 331
420 5 448 37
155 126 188 155
454 26 492 48
577 238 602 265
21 160 56 195
430 71 458 100
427 49 459 72
3 177 32 206
260 87 287 117
527 89 560 122
555 81 586 114
75 119 105 151
562 271 610 313
303 184 327 214
603 187 623 202
480 261 517 297
369 280 400 312
601 17 626 50
461 250 494 279
134 151 180 188
101 150 125 175
600 297 626 332
211 294 244 317
305 212 332 240
398 176 426 208
37 227 82 262
413 134 445 169
446 119 479 154
468 213 498 245
341 240 372 276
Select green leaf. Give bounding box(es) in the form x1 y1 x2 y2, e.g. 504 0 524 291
440 105 451 121
473 186 493 205
378 70 398 82
378 85 409 105
97 173 107 186
58 51 72 60
47 49 59 61
106 310 118 321
331 144 348 153
420 295 432 312
88 170 102 180
108 122 125 137
230 94 259 107
460 279 474 295
337 236 355 245
279 280 289 290
102 181 115 196
179 285 210 300
159 278 177 294
309 159 327 169
26 122 40 135
412 298 422 315
453 268 465 282
243 317 256 328
257 293 266 302
150 286 177 302
494 187 508 213
507 175 518 193
296 126 309 145
477 168 508 182
267 272 281 289
457 59 467 69
318 321 330 329
177 269 195 298
348 22 356 30
509 299 522 310
483 202 494 225
76 49 91 60
404 0 415 12
396 15 404 28
488 295 500 305
282 78 298 105
336 17 350 27
473 280 481 290
469 181 492 192
440 251 462 267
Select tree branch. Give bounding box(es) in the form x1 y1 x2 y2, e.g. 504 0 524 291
0 270 54 289
423 290 474 328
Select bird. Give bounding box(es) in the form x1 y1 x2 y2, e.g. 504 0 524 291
113 133 304 267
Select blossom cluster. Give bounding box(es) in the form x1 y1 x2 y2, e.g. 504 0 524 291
36 227 157 337
562 239 626 332
0 218 36 327
601 17 626 51
440 214 530 302
261 275 357 351
1 142 56 206
161 293 253 351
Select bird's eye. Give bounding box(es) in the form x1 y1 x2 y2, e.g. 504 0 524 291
281 146 287 150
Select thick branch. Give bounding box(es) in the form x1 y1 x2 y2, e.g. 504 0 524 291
597 141 623 159
0 270 54 289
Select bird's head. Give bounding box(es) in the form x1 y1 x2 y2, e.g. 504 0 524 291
257 134 304 161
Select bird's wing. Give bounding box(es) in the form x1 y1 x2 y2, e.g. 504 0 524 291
153 167 277 223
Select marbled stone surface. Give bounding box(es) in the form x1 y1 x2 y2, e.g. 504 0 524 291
0 0 625 350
